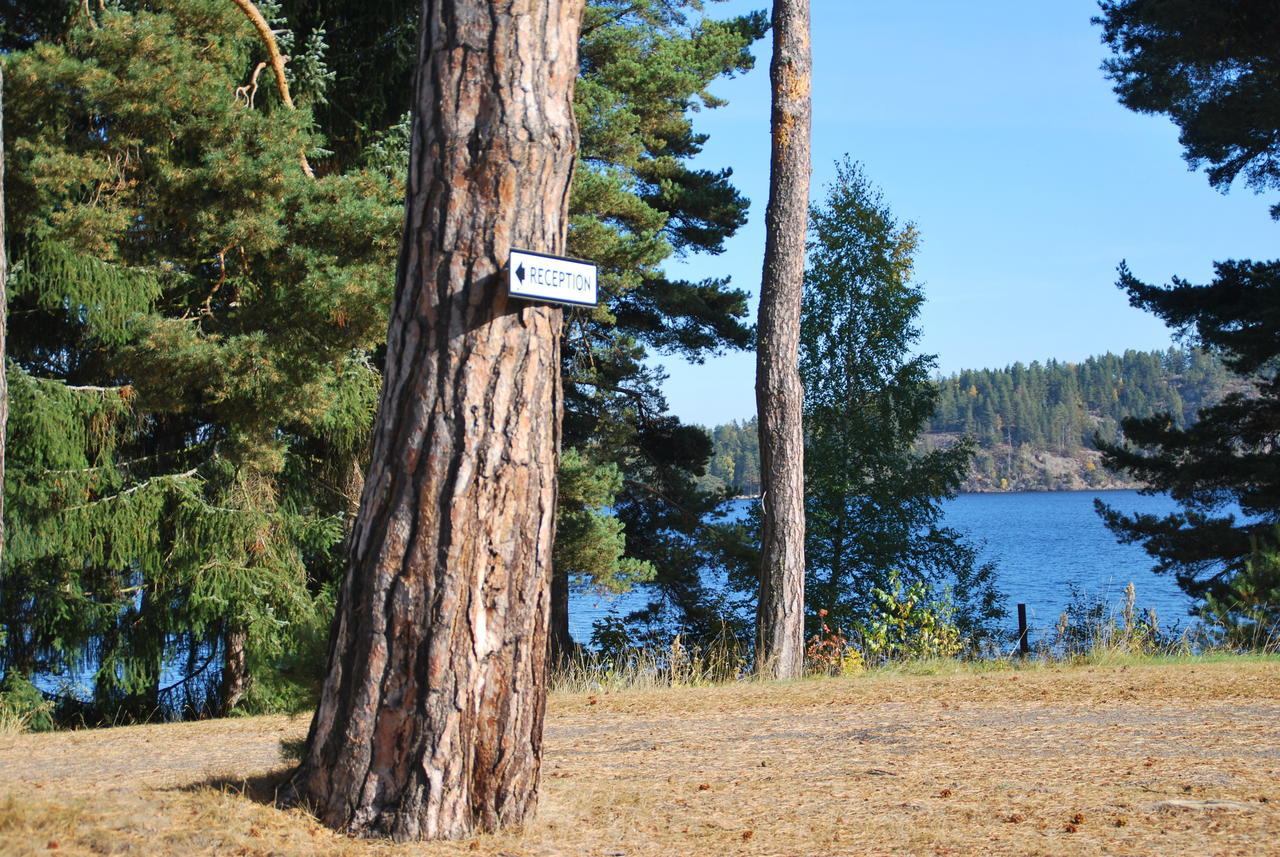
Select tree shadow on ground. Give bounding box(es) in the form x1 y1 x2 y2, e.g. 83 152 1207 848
176 762 296 808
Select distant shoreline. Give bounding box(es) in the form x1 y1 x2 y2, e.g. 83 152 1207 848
728 485 1151 501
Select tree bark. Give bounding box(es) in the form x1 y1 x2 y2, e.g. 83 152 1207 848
548 565 574 665
219 624 248 714
285 0 584 841
754 0 810 680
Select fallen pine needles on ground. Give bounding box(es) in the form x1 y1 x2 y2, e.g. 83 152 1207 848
1 657 1277 856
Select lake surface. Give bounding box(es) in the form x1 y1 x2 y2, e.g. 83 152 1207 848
568 489 1196 645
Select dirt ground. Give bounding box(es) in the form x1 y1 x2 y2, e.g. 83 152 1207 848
0 658 1277 856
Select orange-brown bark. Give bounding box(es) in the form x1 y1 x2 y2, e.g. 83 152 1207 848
286 0 585 840
755 0 811 680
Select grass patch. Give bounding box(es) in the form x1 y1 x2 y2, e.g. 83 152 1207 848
2 658 1279 856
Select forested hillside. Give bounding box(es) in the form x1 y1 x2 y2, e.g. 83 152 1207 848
703 348 1237 494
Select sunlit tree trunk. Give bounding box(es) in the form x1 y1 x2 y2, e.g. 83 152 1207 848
218 624 248 714
286 0 585 840
755 0 811 680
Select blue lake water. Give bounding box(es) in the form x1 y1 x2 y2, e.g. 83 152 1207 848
568 489 1196 645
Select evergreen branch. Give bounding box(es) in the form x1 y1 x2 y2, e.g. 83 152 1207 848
580 3 644 38
227 0 316 178
70 0 98 31
566 376 660 417
63 383 130 394
27 377 131 395
622 476 742 551
572 313 599 374
156 645 220 695
202 245 234 317
64 468 199 511
10 441 216 477
235 62 268 109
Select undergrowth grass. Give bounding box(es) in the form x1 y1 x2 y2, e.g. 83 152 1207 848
549 580 1278 694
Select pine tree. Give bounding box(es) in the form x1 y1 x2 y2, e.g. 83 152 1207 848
1 0 401 719
558 0 766 651
285 0 584 838
1095 0 1280 630
755 0 810 679
274 0 767 653
1095 263 1280 607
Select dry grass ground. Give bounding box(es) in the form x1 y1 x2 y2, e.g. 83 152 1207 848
0 657 1277 856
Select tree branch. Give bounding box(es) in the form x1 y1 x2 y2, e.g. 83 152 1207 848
227 0 315 178
64 468 199 511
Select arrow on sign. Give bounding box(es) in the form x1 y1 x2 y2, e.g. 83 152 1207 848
508 249 598 308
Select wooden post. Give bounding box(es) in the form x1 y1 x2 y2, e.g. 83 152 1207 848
1017 603 1031 656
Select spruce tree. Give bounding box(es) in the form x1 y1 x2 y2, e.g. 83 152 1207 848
1 0 400 718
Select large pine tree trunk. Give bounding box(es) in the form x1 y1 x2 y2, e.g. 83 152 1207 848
754 0 811 680
285 0 585 841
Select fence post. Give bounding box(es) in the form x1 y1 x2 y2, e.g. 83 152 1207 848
1017 603 1031 657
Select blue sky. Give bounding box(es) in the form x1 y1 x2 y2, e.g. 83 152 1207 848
655 0 1279 428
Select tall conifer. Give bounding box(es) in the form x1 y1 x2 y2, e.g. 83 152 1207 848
1 0 400 718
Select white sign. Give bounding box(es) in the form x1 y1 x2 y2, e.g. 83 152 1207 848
508 249 598 308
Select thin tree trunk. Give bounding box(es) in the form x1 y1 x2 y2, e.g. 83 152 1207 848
219 624 248 714
755 0 811 680
286 0 584 841
548 565 574 664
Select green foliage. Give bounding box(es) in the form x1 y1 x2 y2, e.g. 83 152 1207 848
555 448 655 596
0 673 55 733
859 571 965 664
1096 0 1280 217
701 417 761 495
1 0 401 720
1200 527 1280 651
705 347 1239 494
560 1 765 643
796 159 1003 643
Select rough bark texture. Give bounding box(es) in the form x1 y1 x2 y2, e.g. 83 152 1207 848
286 0 584 841
754 0 810 681
219 624 248 714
